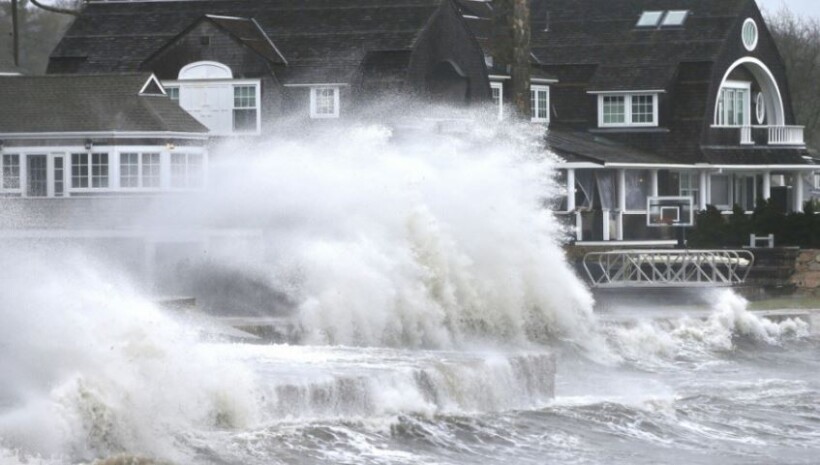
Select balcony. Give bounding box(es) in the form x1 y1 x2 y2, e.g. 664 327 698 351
735 125 805 146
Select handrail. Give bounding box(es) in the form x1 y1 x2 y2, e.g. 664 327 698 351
582 249 755 288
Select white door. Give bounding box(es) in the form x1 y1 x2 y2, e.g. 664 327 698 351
180 83 232 134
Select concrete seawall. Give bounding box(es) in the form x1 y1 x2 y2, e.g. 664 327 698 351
791 249 820 296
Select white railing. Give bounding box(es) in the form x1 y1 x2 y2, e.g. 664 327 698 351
582 249 755 288
740 126 753 145
768 125 804 145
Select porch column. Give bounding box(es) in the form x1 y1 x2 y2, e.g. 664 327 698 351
566 168 576 211
794 172 804 212
617 169 626 240
650 169 659 197
762 171 771 200
699 170 708 210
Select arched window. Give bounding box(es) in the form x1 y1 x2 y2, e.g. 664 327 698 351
178 61 233 80
755 92 766 124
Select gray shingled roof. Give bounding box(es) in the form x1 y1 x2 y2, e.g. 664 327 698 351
547 129 670 164
530 0 751 91
0 74 208 134
49 0 445 82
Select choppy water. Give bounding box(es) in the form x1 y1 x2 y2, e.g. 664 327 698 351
0 116 817 464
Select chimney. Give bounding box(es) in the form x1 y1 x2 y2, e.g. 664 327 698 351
492 0 531 119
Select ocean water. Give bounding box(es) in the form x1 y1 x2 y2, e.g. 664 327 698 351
0 115 817 464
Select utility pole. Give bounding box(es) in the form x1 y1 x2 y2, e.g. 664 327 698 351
11 0 20 67
492 0 531 119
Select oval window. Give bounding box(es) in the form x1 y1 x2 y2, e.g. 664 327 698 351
742 19 758 51
755 92 766 124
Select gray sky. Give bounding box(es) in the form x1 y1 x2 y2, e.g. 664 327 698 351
757 0 820 20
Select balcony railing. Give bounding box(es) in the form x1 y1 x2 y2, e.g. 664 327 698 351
767 125 804 145
736 125 805 146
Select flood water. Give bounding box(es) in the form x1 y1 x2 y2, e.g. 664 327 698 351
0 117 817 464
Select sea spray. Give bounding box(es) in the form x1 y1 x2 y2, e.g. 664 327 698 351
0 252 260 462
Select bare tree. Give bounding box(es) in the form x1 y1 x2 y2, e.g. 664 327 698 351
765 7 820 151
1 0 82 73
29 0 80 16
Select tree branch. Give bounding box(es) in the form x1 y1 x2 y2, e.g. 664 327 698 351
29 0 81 17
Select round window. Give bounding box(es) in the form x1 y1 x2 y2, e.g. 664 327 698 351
742 19 758 51
755 92 766 124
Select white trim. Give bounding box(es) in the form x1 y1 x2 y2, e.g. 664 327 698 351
714 57 785 126
0 131 208 141
139 74 167 96
531 77 559 84
284 82 350 88
488 74 511 81
576 240 678 247
588 89 666 95
531 84 550 123
251 18 288 65
597 93 659 128
755 92 766 124
309 86 341 119
162 78 261 136
742 18 759 51
178 61 233 80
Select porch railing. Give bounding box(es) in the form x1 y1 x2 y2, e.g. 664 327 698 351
735 125 804 146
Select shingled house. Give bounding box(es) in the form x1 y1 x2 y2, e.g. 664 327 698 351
48 0 492 136
460 0 818 243
43 0 820 245
0 73 208 198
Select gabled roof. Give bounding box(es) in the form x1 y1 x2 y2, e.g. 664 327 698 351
0 74 208 134
145 14 288 67
49 0 448 82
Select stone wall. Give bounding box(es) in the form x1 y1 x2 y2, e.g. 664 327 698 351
790 250 820 295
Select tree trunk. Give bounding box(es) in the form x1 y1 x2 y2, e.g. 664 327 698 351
492 0 531 119
12 0 19 66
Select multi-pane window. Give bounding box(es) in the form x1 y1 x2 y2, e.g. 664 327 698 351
120 153 161 188
678 172 699 207
631 95 654 123
233 85 258 132
602 96 627 125
166 86 179 102
310 87 340 118
490 82 503 120
716 84 749 126
742 19 758 51
599 93 657 127
71 153 108 188
91 153 109 188
120 153 140 188
142 153 161 188
54 157 64 197
2 154 20 189
171 153 204 189
71 153 89 188
530 85 550 122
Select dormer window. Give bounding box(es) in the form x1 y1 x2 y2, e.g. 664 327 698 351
310 86 340 119
597 93 658 127
715 81 751 126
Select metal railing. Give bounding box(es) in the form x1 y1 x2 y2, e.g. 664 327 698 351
582 249 755 288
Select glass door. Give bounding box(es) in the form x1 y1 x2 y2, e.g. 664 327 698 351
26 155 48 197
53 155 65 197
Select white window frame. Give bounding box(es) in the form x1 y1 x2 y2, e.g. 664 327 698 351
597 93 658 128
742 18 758 51
714 80 751 127
309 86 340 119
1 153 22 193
119 152 163 190
531 85 550 123
490 81 504 120
161 79 262 135
232 84 260 133
170 152 206 190
677 171 700 207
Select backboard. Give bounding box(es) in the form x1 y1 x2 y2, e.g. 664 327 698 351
647 196 694 227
